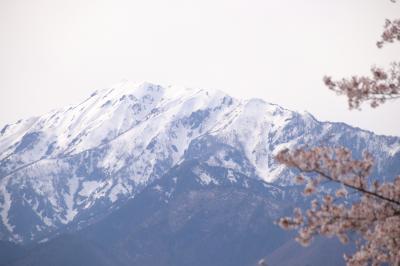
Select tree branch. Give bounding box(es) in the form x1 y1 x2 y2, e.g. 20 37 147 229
290 162 400 206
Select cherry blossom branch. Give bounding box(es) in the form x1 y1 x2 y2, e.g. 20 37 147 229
275 146 400 265
324 1 400 110
377 18 400 48
323 63 400 109
292 162 400 206
272 2 400 264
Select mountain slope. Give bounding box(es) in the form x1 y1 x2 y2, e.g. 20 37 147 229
1 146 351 266
5 157 295 266
265 237 355 266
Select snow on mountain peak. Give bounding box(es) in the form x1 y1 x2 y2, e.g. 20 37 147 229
0 81 399 243
0 82 227 164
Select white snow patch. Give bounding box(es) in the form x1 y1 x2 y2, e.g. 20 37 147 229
108 183 127 203
387 143 400 156
79 181 100 197
193 168 219 185
0 180 14 233
227 170 238 183
153 185 163 192
38 238 49 243
63 176 80 223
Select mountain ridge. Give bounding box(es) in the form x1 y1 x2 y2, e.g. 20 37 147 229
0 81 399 245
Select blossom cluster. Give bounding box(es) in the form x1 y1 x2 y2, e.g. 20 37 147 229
276 147 400 266
377 18 400 48
323 63 400 109
323 1 400 110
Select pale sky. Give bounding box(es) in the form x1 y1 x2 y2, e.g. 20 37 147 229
0 0 399 136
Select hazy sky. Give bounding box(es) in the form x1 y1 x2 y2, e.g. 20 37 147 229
0 0 399 136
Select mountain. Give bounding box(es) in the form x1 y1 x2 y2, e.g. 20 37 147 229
265 237 356 266
0 81 399 265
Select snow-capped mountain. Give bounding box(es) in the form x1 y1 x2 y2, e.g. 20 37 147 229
0 81 399 244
